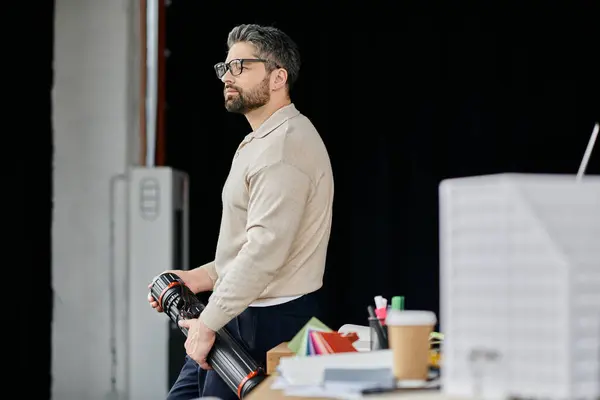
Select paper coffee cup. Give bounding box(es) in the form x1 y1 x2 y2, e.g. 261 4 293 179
385 310 437 381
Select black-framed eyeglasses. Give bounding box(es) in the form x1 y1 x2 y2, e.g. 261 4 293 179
213 58 278 79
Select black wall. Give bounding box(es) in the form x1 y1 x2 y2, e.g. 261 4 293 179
163 3 600 331
29 1 55 399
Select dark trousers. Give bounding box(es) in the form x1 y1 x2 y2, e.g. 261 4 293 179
166 291 320 400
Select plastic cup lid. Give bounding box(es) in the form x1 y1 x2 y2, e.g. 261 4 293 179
385 310 437 326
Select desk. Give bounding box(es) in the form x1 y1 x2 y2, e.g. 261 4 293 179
245 375 464 399
245 375 329 400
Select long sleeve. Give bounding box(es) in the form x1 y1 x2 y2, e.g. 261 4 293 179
197 260 217 287
199 161 312 331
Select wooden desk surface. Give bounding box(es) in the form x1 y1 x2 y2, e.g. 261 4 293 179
245 375 332 400
245 375 463 400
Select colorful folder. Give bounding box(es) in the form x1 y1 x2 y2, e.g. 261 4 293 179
287 317 332 356
288 317 359 356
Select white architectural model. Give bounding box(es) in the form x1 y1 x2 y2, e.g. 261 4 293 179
439 173 600 400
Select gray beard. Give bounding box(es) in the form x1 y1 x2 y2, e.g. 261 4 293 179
224 78 270 114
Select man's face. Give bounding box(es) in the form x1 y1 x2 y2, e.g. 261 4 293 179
219 42 271 114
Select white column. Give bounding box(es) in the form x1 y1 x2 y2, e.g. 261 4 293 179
52 0 141 398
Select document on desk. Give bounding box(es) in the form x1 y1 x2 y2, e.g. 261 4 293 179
274 349 396 398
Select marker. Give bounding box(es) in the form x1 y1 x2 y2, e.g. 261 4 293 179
374 295 386 309
374 295 388 321
391 296 404 310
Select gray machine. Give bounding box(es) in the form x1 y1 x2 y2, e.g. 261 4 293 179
127 166 189 399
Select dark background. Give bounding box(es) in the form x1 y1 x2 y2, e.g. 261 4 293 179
163 2 600 332
31 1 599 398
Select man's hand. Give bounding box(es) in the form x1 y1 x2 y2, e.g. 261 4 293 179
178 318 216 370
148 268 215 313
147 269 194 313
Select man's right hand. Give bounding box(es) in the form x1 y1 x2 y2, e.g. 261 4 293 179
147 269 192 313
148 291 164 313
147 268 214 313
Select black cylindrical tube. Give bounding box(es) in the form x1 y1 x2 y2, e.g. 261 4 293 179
150 272 266 398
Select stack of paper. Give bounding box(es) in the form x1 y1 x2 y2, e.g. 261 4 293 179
272 346 442 398
273 349 396 398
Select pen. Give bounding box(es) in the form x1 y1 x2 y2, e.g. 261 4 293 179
367 305 388 349
361 386 435 395
361 386 399 395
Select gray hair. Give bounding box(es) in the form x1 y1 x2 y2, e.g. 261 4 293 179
227 24 301 91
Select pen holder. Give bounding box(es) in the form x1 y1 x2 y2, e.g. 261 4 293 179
368 317 388 350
